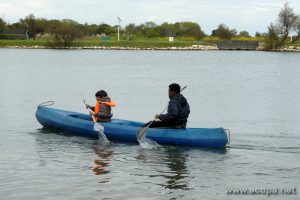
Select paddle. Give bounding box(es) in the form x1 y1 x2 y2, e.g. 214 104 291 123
136 85 187 141
83 99 105 133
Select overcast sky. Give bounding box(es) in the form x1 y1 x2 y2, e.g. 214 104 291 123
1 0 299 35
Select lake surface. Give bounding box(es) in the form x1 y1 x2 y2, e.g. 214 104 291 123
0 49 299 200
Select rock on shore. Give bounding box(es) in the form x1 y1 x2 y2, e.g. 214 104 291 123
1 44 218 50
1 44 300 51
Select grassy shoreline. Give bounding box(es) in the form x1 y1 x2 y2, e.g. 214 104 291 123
0 37 299 51
0 37 215 48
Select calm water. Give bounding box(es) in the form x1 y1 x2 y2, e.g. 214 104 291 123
0 49 299 200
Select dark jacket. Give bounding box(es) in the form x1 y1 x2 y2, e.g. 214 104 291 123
159 94 190 124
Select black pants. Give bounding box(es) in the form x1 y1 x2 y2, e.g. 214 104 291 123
143 120 186 128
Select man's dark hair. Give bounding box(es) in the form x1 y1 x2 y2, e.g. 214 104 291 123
95 90 108 97
169 83 181 94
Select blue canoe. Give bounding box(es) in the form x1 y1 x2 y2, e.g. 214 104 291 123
35 104 230 148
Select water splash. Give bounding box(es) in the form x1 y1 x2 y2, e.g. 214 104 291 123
138 137 160 149
93 123 109 145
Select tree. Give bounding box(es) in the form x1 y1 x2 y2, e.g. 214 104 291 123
96 23 111 34
82 23 98 36
0 18 6 32
211 24 237 40
104 26 117 35
20 14 37 39
255 32 262 37
174 22 206 39
160 22 176 37
264 23 280 49
35 18 49 38
239 31 251 37
145 27 160 37
125 23 137 40
264 3 298 49
61 19 79 25
212 24 237 39
276 3 297 46
47 20 83 47
211 23 237 39
136 21 160 37
291 15 300 42
144 21 157 29
7 22 22 29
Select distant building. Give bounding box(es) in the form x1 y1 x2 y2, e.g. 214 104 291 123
0 29 27 39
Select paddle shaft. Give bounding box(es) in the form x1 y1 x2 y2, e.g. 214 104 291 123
146 105 168 129
83 99 97 123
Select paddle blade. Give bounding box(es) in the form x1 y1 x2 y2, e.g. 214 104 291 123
136 126 149 141
93 123 104 132
93 123 109 144
138 137 160 149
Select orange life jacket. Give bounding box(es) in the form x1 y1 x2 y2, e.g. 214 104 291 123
95 101 101 115
94 97 116 122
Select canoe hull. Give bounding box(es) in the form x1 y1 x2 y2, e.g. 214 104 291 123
35 106 229 148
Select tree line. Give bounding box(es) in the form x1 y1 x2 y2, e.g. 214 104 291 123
0 15 251 40
0 2 299 49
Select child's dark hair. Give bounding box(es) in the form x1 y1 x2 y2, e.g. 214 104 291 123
95 90 108 97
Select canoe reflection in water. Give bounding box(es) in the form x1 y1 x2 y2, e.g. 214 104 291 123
136 147 227 191
161 147 189 190
136 146 190 190
91 143 113 176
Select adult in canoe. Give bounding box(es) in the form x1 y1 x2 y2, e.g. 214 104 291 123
86 90 116 122
145 83 190 128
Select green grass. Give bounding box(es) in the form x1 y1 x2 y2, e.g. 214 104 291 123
0 37 213 48
1 36 299 48
73 37 213 48
284 40 300 47
0 39 47 47
232 36 265 41
202 36 265 42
